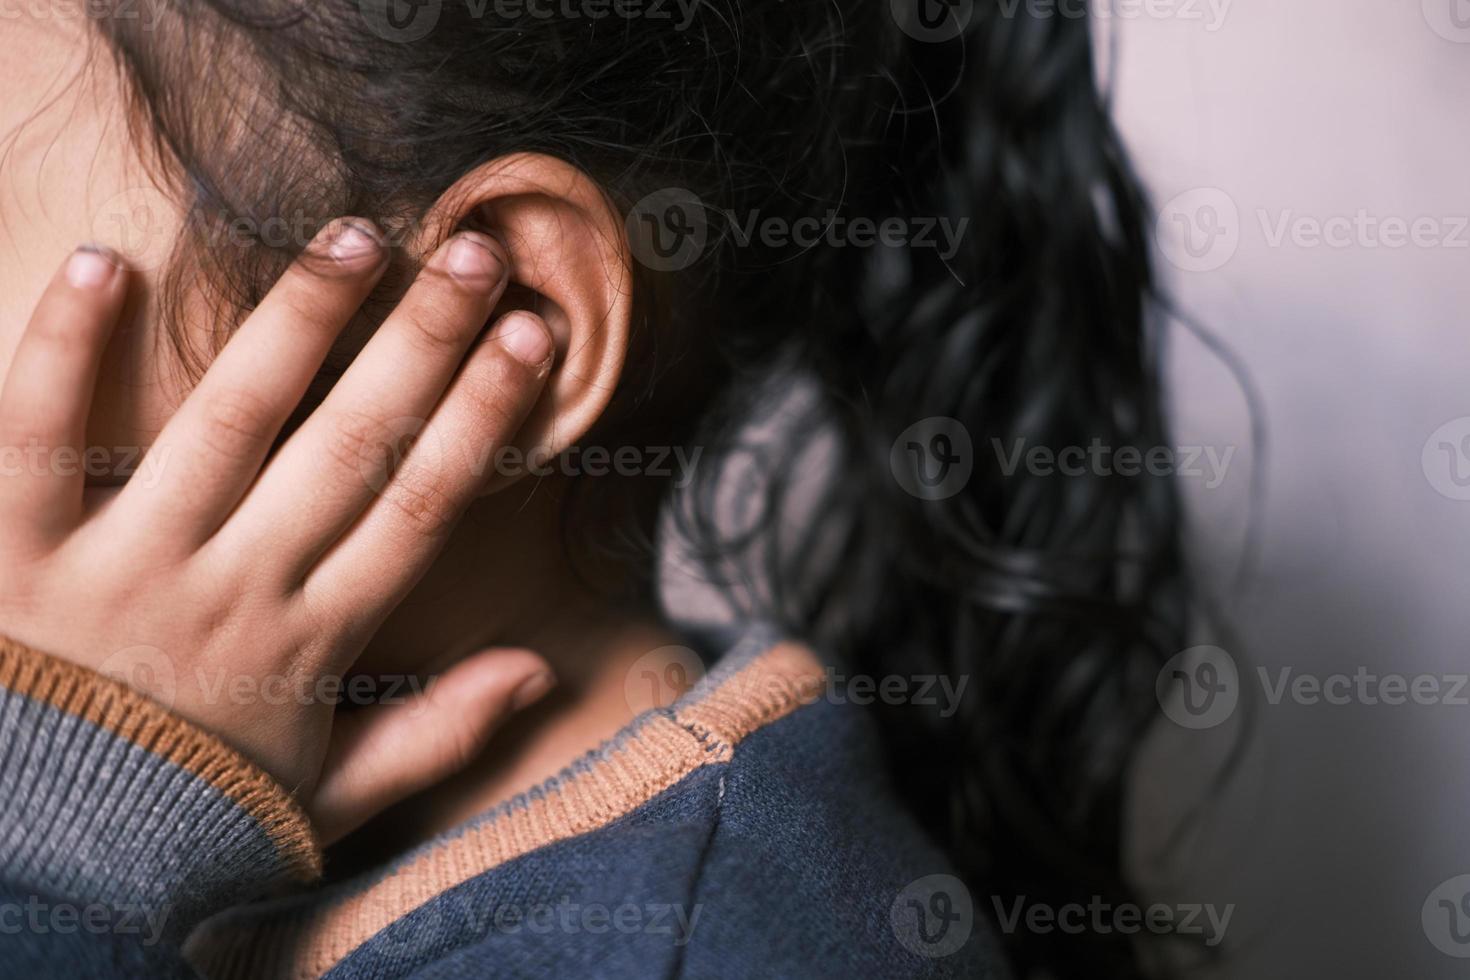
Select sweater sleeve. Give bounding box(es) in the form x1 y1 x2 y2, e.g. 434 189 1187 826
0 635 322 973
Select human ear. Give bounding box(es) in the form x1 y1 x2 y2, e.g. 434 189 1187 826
410 153 633 481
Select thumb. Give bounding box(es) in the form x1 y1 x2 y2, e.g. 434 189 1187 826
309 648 555 844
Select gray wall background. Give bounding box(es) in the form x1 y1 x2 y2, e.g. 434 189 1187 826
1113 0 1470 976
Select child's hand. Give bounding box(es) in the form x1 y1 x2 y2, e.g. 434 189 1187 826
0 223 558 842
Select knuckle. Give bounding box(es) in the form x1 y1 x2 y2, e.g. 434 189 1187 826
381 463 462 539
275 288 342 336
199 388 278 462
397 293 475 354
293 583 356 648
321 411 398 480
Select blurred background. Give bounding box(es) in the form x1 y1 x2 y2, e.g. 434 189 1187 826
1112 0 1470 976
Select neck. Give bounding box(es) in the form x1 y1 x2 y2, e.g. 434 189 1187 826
333 487 690 873
331 607 682 876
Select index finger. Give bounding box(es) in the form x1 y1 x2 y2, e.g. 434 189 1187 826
114 219 389 545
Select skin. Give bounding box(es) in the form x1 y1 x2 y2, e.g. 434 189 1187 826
0 6 689 857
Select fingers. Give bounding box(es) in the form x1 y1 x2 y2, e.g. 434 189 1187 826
309 648 555 844
0 247 128 544
115 219 388 542
219 232 515 575
302 310 553 617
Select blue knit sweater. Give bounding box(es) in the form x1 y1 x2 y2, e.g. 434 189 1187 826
0 626 1005 978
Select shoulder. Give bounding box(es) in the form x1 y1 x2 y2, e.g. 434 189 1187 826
674 690 1009 979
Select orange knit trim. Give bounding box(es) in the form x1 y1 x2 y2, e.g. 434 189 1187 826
188 641 825 980
0 634 321 881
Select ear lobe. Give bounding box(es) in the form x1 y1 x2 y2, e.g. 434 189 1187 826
415 153 633 478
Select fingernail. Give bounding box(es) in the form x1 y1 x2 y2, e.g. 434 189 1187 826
511 671 556 711
442 232 505 287
490 312 554 368
67 246 119 289
327 219 383 264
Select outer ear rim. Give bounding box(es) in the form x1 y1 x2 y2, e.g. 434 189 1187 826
412 153 634 475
